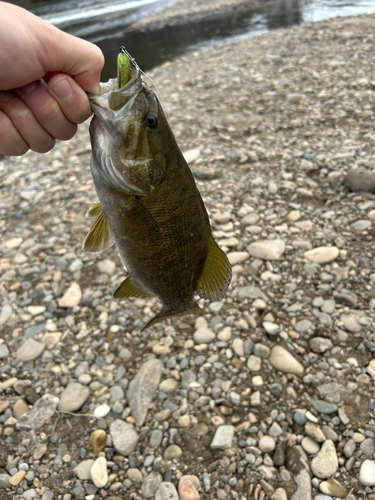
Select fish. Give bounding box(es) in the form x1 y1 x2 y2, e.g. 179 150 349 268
83 52 231 330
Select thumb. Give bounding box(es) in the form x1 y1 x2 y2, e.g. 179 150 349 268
41 26 105 94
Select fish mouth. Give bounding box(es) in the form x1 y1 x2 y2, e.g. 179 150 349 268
88 65 142 122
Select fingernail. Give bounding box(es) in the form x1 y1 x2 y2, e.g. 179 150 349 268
53 79 73 101
17 82 37 95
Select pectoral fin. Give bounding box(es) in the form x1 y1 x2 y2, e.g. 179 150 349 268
114 275 154 299
120 197 159 234
82 203 115 253
196 236 232 301
141 302 203 331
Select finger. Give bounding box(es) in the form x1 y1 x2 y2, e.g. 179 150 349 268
15 79 77 141
0 110 29 156
47 73 93 124
42 28 104 94
0 91 55 154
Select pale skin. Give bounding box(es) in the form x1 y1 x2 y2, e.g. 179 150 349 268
0 1 105 156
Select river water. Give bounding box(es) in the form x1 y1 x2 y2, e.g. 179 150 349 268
11 0 375 78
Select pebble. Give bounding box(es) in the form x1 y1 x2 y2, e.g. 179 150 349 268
90 456 108 487
311 440 338 479
110 420 139 456
58 383 89 412
193 326 215 344
263 321 280 335
304 246 339 264
127 358 162 426
211 425 235 449
13 399 29 418
247 239 285 260
97 259 116 275
0 304 12 328
0 474 11 489
9 470 26 486
319 478 347 498
269 345 304 375
16 394 59 431
359 459 375 486
259 435 276 453
309 337 333 353
142 472 162 498
58 282 82 307
74 460 95 480
156 482 179 500
164 444 183 460
89 429 107 456
16 338 45 362
127 468 143 481
33 443 47 460
227 251 249 264
93 404 111 418
0 344 9 359
301 436 320 455
311 400 337 414
179 475 200 500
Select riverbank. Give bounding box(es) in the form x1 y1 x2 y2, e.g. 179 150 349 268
1 12 375 500
131 0 271 30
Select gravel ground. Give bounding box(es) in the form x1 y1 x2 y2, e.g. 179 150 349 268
1 12 375 500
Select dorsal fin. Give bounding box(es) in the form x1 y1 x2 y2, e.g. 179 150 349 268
196 236 232 301
82 203 115 253
113 275 154 299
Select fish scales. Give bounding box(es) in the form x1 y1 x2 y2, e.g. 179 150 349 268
84 55 231 329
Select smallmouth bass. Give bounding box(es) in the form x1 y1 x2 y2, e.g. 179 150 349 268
83 53 231 330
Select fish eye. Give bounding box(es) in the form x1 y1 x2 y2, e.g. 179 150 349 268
144 112 158 129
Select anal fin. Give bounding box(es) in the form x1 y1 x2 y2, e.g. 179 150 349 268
114 275 154 299
196 236 232 301
82 202 115 253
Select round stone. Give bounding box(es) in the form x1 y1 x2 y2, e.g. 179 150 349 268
193 327 215 344
90 456 108 488
163 445 182 460
58 383 89 412
258 435 275 453
304 246 339 264
16 338 45 362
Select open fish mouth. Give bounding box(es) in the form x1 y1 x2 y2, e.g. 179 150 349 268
88 63 143 124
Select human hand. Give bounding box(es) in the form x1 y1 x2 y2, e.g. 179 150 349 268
0 1 104 156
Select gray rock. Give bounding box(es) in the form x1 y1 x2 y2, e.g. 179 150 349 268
0 304 12 328
309 337 333 353
335 290 357 307
232 285 268 301
311 440 338 479
142 472 162 498
286 446 311 500
295 320 313 334
0 344 9 359
343 439 356 458
263 321 280 335
149 430 163 448
360 437 375 457
58 383 89 412
164 445 182 460
16 394 59 430
73 460 95 480
247 239 285 260
211 425 235 449
110 419 139 456
312 400 338 414
155 482 179 500
193 326 215 344
127 359 162 426
97 259 116 275
0 473 11 489
16 338 45 362
343 169 375 192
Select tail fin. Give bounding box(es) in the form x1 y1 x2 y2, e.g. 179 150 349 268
141 302 202 331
